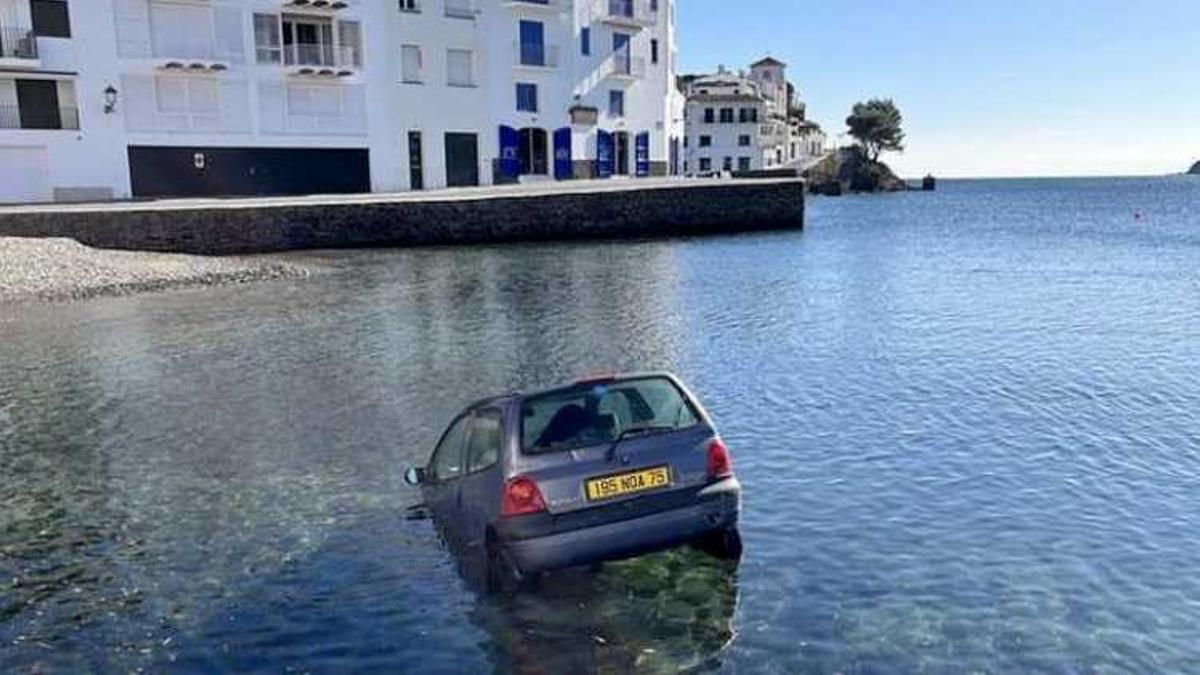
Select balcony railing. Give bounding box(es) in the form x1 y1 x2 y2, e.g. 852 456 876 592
607 51 645 78
598 0 657 26
283 43 360 68
0 105 80 130
0 26 38 59
514 42 560 68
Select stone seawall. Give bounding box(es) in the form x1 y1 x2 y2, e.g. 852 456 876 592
0 179 803 256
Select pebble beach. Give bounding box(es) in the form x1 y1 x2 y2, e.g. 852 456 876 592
0 237 311 304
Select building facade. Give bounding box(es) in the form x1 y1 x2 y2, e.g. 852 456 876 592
0 0 680 203
682 57 824 176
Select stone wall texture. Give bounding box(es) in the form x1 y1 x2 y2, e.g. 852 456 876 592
0 180 804 256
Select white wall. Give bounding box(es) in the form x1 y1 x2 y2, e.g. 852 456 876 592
0 0 678 202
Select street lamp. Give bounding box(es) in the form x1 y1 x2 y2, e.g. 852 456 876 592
103 85 118 114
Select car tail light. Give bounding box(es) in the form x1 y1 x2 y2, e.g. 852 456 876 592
707 438 734 479
501 476 547 517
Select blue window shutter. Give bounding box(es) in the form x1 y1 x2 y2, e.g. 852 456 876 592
554 127 572 180
581 27 590 56
596 130 614 178
499 125 520 178
635 132 650 177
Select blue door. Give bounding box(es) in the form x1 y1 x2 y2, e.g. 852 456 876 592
519 20 545 66
596 130 614 178
498 125 520 181
553 127 572 180
635 132 650 177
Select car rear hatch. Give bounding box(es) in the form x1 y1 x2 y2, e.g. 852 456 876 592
512 375 718 517
516 423 715 515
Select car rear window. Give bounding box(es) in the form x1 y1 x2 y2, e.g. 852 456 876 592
520 377 700 454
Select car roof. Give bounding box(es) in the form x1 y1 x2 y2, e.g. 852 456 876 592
515 371 685 402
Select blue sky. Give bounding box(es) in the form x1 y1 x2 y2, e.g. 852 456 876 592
677 0 1200 178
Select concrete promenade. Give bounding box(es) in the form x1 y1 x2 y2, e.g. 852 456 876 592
0 177 805 255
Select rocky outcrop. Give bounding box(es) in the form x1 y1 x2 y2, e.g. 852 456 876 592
804 147 908 194
1189 161 1200 175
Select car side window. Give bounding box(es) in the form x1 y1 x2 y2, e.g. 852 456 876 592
430 415 470 483
465 409 503 475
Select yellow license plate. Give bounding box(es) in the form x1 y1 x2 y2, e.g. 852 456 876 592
585 466 671 502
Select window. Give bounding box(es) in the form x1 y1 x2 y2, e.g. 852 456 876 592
430 415 470 482
446 49 474 86
399 0 420 11
519 20 545 66
151 2 212 60
520 377 699 454
738 157 751 172
516 82 537 112
338 21 362 67
281 16 335 66
703 108 714 123
466 410 503 474
719 108 734 123
581 27 590 56
31 0 70 38
746 108 758 123
401 45 422 83
698 135 712 147
444 0 474 19
287 84 340 117
738 135 751 146
723 156 733 172
609 89 624 117
254 14 282 63
698 157 712 172
156 77 218 115
651 39 658 65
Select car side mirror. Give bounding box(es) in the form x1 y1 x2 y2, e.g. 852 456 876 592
404 467 426 487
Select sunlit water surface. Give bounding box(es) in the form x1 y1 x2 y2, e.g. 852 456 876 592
3 176 1200 673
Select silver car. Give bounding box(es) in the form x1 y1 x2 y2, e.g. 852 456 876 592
406 372 742 590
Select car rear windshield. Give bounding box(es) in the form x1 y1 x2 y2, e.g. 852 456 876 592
520 377 701 454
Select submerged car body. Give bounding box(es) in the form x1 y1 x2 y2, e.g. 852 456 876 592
407 372 741 584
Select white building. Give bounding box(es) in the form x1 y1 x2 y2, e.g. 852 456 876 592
682 56 823 176
0 0 680 203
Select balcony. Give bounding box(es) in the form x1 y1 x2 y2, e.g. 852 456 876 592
0 105 79 131
514 42 560 69
606 51 645 80
596 0 657 29
502 0 566 12
759 123 788 145
283 43 360 76
281 0 351 11
0 26 38 61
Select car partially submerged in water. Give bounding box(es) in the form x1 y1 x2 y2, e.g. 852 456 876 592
406 372 742 589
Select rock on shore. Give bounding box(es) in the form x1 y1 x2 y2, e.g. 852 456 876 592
804 147 908 193
0 237 311 304
1189 161 1200 175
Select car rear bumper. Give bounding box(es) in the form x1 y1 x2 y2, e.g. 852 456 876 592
500 477 741 574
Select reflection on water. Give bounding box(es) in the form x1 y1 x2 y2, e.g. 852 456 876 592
471 550 739 674
5 177 1200 672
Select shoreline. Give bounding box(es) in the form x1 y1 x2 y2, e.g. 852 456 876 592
0 237 312 305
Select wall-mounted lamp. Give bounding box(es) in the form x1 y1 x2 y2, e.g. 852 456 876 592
103 85 118 114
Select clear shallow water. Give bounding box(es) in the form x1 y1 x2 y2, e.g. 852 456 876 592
2 176 1200 673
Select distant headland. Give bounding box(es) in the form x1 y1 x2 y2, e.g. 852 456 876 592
1189 161 1200 175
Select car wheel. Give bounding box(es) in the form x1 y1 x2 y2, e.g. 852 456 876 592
694 526 743 561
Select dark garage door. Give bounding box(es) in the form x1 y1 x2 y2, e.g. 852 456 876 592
444 133 479 188
128 146 370 198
